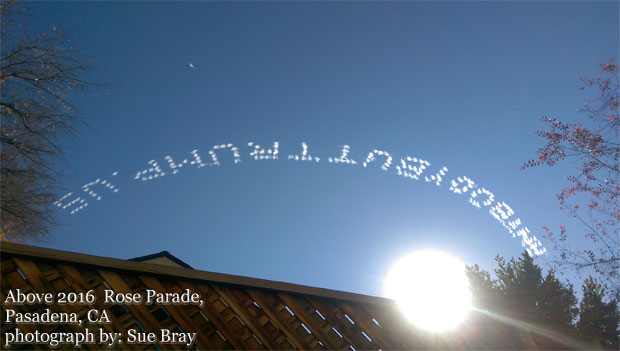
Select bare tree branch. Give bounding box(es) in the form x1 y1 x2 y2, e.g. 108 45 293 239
0 1 109 241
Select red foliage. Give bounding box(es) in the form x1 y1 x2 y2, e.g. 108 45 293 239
522 60 619 294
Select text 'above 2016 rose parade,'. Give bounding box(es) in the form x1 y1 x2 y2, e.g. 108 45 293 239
2 288 202 348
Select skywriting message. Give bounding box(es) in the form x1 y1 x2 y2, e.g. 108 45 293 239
54 142 546 256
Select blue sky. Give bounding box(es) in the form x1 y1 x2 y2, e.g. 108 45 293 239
26 1 618 297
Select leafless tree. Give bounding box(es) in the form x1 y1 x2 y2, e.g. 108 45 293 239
1 1 107 241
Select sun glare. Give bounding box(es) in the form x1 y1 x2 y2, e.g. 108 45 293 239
384 250 472 332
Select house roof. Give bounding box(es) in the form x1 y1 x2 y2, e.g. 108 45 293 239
130 250 194 269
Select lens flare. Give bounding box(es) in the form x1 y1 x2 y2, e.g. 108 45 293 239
384 249 472 332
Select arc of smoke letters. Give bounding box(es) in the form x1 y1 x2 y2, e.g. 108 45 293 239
54 142 546 256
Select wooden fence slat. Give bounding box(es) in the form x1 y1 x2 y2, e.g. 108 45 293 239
138 275 211 350
0 290 48 350
339 302 404 350
277 293 342 350
97 270 182 351
177 280 245 350
246 289 312 350
57 264 140 350
307 297 373 350
212 285 280 349
11 258 102 350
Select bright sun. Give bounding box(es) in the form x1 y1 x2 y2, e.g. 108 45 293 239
384 249 472 332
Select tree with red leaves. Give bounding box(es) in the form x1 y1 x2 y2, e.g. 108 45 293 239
522 60 619 297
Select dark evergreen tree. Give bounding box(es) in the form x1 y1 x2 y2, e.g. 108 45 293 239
577 277 619 350
465 264 498 312
467 251 584 349
494 252 543 323
538 270 578 330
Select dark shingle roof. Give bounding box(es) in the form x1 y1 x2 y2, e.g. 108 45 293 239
130 250 193 269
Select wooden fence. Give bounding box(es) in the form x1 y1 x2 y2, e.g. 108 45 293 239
1 242 545 350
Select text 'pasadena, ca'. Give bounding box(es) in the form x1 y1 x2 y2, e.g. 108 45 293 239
2 288 202 348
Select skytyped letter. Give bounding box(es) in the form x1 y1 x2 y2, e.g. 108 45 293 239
206 143 241 166
288 142 319 162
328 145 357 165
248 142 279 160
363 150 393 171
449 176 475 194
54 192 88 215
396 157 430 180
83 171 120 200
